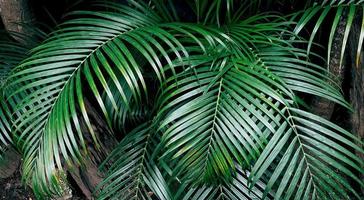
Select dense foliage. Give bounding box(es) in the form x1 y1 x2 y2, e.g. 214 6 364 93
0 0 364 199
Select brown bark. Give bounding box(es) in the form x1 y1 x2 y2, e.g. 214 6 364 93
67 99 117 199
0 0 31 179
69 159 104 200
310 17 347 119
348 17 364 196
0 0 33 42
351 51 364 197
0 148 20 178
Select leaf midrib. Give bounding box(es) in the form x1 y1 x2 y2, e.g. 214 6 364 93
200 78 224 178
133 133 151 199
286 111 319 200
29 26 147 173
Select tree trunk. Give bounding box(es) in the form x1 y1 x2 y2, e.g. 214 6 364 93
310 16 347 120
348 16 364 196
0 148 20 178
0 0 31 179
310 12 364 196
0 0 33 42
67 99 117 199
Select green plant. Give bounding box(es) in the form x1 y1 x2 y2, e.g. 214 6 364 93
0 0 363 199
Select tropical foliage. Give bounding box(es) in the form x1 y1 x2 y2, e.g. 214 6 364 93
0 0 363 199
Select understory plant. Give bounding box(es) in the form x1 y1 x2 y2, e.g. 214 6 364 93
1 0 364 199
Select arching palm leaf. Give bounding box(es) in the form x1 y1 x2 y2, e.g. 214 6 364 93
102 76 146 133
6 2 161 195
5 1 220 196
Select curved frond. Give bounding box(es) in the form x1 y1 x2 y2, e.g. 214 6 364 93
156 15 356 189
256 45 351 109
102 76 147 133
7 2 163 195
154 12 363 198
5 1 217 196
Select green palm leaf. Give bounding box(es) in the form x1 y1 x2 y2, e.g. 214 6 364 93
256 46 350 108
177 165 271 200
5 1 219 196
157 62 283 184
1 0 363 199
96 122 172 200
7 2 164 195
0 40 32 159
250 108 364 199
155 15 356 190
102 75 146 133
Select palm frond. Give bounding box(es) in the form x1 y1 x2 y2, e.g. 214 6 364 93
6 3 160 195
102 75 147 133
5 1 218 196
256 45 350 109
96 122 172 200
0 40 31 159
177 165 271 200
1 0 363 199
155 15 357 191
0 21 52 160
250 108 364 199
157 62 283 185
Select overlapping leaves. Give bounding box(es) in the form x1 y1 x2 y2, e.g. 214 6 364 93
0 40 31 159
6 1 167 195
0 0 363 199
4 0 225 196
251 108 364 199
177 165 272 200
